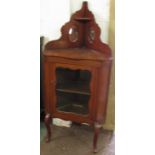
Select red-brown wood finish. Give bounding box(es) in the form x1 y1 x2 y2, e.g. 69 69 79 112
44 113 52 142
43 1 112 153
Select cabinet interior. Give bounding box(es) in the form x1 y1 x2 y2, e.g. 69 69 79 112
56 67 91 115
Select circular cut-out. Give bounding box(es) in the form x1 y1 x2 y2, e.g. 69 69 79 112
69 27 78 42
88 29 95 44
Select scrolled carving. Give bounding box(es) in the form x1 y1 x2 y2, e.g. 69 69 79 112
44 1 112 56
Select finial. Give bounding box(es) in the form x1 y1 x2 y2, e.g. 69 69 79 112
82 1 88 10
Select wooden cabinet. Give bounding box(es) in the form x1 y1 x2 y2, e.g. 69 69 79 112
43 2 112 153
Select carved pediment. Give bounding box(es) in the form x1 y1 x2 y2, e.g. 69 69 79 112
45 1 112 57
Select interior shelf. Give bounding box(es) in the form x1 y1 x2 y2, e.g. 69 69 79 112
56 82 90 95
56 88 90 96
56 89 90 115
57 102 88 115
74 17 92 22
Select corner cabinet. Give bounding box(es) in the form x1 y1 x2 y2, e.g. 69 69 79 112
43 2 112 153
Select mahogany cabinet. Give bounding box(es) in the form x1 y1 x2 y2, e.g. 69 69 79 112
43 2 112 153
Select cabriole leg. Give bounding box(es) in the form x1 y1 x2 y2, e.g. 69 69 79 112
93 122 102 153
44 113 52 142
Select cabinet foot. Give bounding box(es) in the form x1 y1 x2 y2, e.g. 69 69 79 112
93 122 102 153
44 113 52 142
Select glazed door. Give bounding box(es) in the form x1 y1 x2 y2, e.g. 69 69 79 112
50 63 96 121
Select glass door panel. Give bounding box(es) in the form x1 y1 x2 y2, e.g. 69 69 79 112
55 67 91 115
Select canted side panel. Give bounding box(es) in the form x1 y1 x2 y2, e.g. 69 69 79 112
90 69 98 122
44 61 57 114
43 61 51 113
95 61 112 124
48 63 56 114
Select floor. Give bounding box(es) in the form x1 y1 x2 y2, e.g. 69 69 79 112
40 122 115 155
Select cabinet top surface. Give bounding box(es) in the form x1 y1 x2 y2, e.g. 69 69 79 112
43 48 111 61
